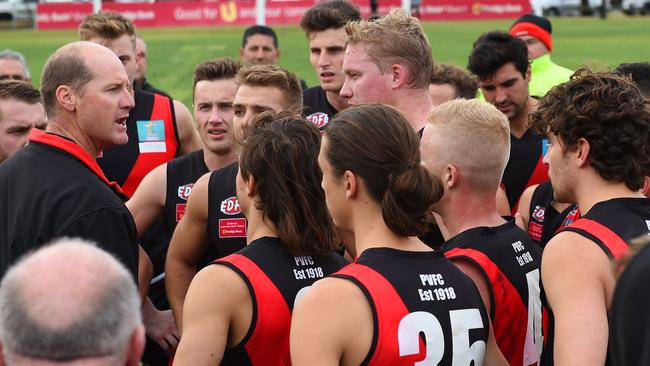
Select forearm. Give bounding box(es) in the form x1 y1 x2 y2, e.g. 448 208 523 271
165 258 198 332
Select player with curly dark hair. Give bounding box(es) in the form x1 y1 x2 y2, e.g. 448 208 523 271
529 68 650 366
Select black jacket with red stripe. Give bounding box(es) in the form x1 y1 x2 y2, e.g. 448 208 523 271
98 89 180 197
527 182 581 247
214 236 348 365
443 220 546 366
333 247 489 365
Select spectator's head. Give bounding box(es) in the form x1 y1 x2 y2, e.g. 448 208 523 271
79 11 139 85
0 50 31 82
429 63 479 106
509 13 553 60
0 80 45 163
341 9 433 106
192 58 241 156
240 25 281 65
301 0 360 93
0 238 145 366
468 31 531 122
529 68 650 203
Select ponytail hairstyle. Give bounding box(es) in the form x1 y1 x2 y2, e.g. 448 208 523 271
238 111 340 256
324 104 443 236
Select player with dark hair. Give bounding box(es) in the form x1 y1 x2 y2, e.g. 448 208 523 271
300 0 360 128
529 69 650 365
166 64 304 330
174 112 346 365
0 80 45 164
291 104 505 365
468 30 548 213
240 25 281 66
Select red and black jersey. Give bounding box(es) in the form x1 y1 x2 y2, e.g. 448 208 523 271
503 130 549 213
443 220 545 366
215 236 348 365
140 150 210 311
98 89 180 197
610 242 650 366
302 86 338 131
206 162 247 260
333 247 490 365
542 197 650 366
527 182 581 247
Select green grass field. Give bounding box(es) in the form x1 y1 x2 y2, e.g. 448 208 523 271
0 16 648 107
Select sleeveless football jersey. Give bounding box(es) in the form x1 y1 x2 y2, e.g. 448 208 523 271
98 89 180 197
444 220 545 366
207 162 247 259
542 197 650 365
215 237 348 365
503 130 549 213
334 247 490 365
527 182 580 247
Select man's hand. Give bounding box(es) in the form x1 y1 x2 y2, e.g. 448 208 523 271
142 298 180 354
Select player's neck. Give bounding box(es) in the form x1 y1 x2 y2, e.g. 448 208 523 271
510 96 537 139
395 90 433 132
575 176 645 215
352 205 431 255
244 209 278 245
203 149 238 172
440 192 506 238
325 89 349 112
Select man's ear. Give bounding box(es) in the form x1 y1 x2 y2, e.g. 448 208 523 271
238 48 245 58
575 138 591 168
56 85 76 113
525 63 532 82
445 163 460 189
125 325 146 366
390 63 408 89
344 170 358 199
246 174 257 197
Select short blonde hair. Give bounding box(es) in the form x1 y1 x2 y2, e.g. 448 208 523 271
237 64 303 114
345 9 433 89
79 11 136 48
427 99 510 191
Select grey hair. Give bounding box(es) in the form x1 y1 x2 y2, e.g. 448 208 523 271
0 49 30 80
0 238 141 362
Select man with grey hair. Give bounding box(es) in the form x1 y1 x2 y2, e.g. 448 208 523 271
0 237 145 365
0 50 31 82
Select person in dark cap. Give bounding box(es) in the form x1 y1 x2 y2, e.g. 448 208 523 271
509 13 573 97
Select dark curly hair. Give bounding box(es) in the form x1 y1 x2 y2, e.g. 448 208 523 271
529 68 650 190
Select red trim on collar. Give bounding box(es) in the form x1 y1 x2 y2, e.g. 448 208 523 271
29 129 125 195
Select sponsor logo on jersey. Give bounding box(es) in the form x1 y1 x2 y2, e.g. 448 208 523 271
176 204 187 222
306 112 329 129
532 205 545 221
220 196 241 215
541 138 549 156
177 184 194 200
646 219 650 232
219 218 247 238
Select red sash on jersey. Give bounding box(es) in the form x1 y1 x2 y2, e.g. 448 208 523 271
121 93 178 197
445 248 535 366
562 218 630 259
216 254 292 366
29 129 124 196
335 264 426 365
513 157 549 214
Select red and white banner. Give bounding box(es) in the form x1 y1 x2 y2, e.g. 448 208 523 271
36 0 530 29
